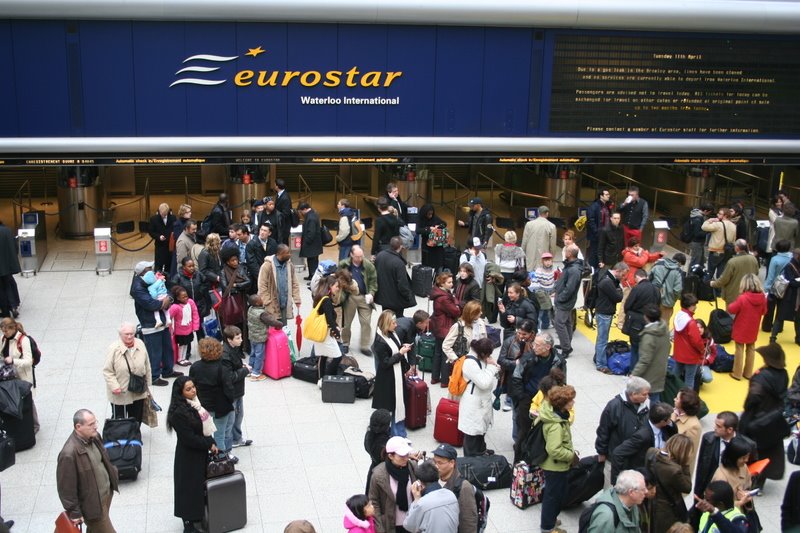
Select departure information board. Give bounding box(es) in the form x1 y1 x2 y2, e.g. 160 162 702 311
549 34 800 135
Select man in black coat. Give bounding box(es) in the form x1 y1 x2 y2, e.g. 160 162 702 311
384 182 409 224
245 223 277 287
273 179 293 245
394 310 431 367
149 203 177 274
610 402 675 482
586 188 613 268
298 202 322 280
597 212 625 268
374 237 417 317
694 411 756 498
457 197 493 247
208 193 232 237
0 221 21 318
595 376 651 475
623 268 661 371
594 262 627 373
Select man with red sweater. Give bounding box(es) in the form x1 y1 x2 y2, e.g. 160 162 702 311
672 293 705 390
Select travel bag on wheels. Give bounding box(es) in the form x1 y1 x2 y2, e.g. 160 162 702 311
0 388 35 452
205 470 247 533
416 332 436 374
102 415 142 480
264 326 292 380
291 356 319 383
412 264 436 298
457 454 513 490
562 455 605 508
509 461 544 509
404 376 429 429
434 398 464 447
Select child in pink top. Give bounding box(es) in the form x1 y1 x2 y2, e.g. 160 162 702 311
169 286 200 366
343 494 376 533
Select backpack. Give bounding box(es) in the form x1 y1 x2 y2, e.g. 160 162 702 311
520 419 548 466
578 501 619 533
453 479 491 533
17 334 41 367
680 217 694 243
448 353 478 397
199 212 214 238
399 225 415 249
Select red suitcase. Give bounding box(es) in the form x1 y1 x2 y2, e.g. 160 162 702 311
403 376 428 429
434 398 464 446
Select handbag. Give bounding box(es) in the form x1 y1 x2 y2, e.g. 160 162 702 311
320 224 333 245
0 363 17 381
123 352 146 394
219 278 242 325
207 451 235 479
55 511 82 532
452 322 468 358
142 392 158 428
302 296 330 342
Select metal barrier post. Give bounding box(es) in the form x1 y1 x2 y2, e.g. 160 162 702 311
94 227 115 275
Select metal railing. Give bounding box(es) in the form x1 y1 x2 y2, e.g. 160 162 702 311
608 170 701 217
437 172 473 218
475 172 567 210
715 172 758 209
11 180 33 230
581 172 621 204
332 174 377 212
297 174 312 204
108 194 149 242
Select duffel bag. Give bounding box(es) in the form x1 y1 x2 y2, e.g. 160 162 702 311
457 454 512 491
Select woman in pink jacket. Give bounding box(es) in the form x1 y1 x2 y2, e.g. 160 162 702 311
169 286 200 366
727 273 768 381
343 494 376 533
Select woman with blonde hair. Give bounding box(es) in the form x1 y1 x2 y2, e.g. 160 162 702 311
647 434 694 533
495 230 527 285
371 310 413 437
171 203 193 273
727 273 767 380
198 233 223 287
442 300 486 374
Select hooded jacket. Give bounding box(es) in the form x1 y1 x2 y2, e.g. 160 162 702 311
553 257 584 311
539 400 575 472
687 208 708 243
631 320 671 392
430 286 461 340
649 257 684 308
343 506 376 533
673 308 705 365
728 291 767 344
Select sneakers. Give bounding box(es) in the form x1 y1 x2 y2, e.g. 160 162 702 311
502 401 513 412
317 379 322 389
231 439 253 448
177 359 192 367
153 378 169 386
249 373 267 381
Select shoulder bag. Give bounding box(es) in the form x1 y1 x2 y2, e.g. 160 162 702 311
722 222 735 258
123 351 146 394
207 451 236 479
302 296 330 342
219 275 243 325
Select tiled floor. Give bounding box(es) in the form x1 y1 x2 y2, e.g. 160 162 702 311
1 198 796 532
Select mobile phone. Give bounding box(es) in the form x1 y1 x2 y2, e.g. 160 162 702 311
746 489 760 497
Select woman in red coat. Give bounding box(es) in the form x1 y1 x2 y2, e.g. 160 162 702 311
727 273 768 380
429 272 461 387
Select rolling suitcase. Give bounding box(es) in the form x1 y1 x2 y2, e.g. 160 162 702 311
264 327 292 379
434 398 464 446
404 376 429 429
457 454 513 490
416 332 436 374
562 455 604 507
321 375 356 403
411 264 436 298
292 356 319 383
709 299 733 344
102 415 142 480
0 390 35 452
205 470 247 533
509 461 544 509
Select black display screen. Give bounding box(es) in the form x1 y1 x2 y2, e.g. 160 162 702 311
549 34 800 135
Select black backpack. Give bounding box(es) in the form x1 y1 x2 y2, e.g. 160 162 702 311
680 217 695 243
520 419 548 467
289 208 300 228
578 501 619 533
453 479 491 533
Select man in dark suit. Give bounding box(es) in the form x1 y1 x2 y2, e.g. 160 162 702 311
384 182 409 224
0 220 21 318
298 202 322 280
610 402 675 481
245 223 277 290
273 179 293 245
694 411 756 498
149 203 177 274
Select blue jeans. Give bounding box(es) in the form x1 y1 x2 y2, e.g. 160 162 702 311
143 329 174 380
539 309 551 330
629 341 640 374
594 314 612 369
338 243 352 261
649 392 661 404
674 362 699 390
232 397 244 444
541 469 569 531
211 410 235 452
391 415 407 438
249 342 265 375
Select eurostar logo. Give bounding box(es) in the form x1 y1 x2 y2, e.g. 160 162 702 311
169 47 403 89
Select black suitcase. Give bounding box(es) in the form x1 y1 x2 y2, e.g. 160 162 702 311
0 391 35 452
709 300 733 344
342 368 375 399
0 429 15 471
411 264 436 298
457 454 513 490
443 246 461 275
292 356 319 383
685 273 715 302
205 470 247 533
102 417 142 480
562 455 605 507
321 375 356 403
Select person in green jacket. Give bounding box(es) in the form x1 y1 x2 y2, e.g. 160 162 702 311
538 384 578 533
587 470 647 533
649 252 685 325
631 304 671 404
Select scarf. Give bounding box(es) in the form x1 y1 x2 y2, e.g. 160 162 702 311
186 396 216 437
179 302 192 326
385 457 411 512
377 331 405 421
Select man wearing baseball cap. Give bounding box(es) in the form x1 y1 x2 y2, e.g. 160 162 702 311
368 436 419 532
432 444 478 533
457 198 493 248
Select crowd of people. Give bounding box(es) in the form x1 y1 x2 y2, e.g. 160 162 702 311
4 182 799 533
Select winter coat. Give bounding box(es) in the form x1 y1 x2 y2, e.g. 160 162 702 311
2 331 34 385
673 308 705 365
595 392 650 457
102 338 153 404
247 305 269 343
622 247 659 287
623 279 660 343
595 270 623 316
442 319 487 364
728 291 767 344
172 269 210 318
499 296 538 337
494 242 526 273
777 259 800 320
740 365 789 480
246 236 278 282
598 224 625 266
588 488 641 533
773 214 800 250
403 485 460 533
56 432 119 522
372 213 403 256
646 448 692 533
497 334 534 376
649 257 683 309
130 274 168 329
258 255 302 319
457 354 499 436
368 461 417 533
521 216 557 269
710 253 759 306
672 412 702 467
207 202 230 236
631 320 671 392
371 334 410 414
539 400 575 472
219 264 251 295
343 507 376 533
197 248 223 286
553 257 584 311
299 208 323 258
587 199 613 240
222 341 250 399
168 400 216 521
430 287 461 340
701 218 736 253
189 348 236 416
169 300 200 336
0 224 20 276
765 251 792 292
466 208 493 246
374 249 416 311
454 276 481 309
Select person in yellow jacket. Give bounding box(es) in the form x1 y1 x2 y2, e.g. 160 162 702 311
528 368 575 424
694 479 750 533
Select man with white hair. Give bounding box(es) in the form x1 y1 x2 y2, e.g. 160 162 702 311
595 377 651 482
585 470 646 532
